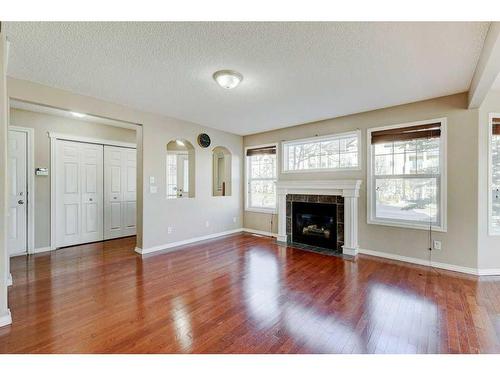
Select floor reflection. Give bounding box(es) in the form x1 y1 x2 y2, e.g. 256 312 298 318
365 283 439 353
170 296 193 352
242 246 440 353
284 303 361 353
243 250 281 328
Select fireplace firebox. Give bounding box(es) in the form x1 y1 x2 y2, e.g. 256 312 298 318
292 201 337 250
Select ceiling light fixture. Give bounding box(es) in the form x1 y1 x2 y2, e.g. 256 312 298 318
213 70 243 89
70 112 86 118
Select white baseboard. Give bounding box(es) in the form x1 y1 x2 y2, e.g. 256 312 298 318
0 309 12 327
242 228 278 238
136 228 245 255
477 268 500 276
7 273 12 286
358 248 499 276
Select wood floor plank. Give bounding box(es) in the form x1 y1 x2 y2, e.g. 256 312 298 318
1 233 500 353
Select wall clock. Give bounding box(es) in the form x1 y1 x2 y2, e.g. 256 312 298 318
197 133 211 148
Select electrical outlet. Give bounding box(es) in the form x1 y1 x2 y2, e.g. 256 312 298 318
167 227 173 234
433 240 442 250
233 217 237 223
205 221 210 228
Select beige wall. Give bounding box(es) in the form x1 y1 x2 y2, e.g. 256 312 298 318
478 90 500 270
8 78 243 252
9 108 137 249
244 93 479 268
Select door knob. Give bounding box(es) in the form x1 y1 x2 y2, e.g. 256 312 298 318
89 198 93 202
18 200 24 205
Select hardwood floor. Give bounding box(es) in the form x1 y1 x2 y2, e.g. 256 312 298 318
1 233 500 353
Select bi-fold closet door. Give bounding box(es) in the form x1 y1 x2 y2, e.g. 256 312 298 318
55 140 104 248
54 140 136 248
104 146 137 240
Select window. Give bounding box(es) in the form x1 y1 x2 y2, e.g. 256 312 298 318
490 115 500 235
368 119 447 231
246 144 277 212
282 131 360 172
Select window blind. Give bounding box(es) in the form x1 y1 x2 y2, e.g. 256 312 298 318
371 122 441 144
246 145 276 156
493 118 500 135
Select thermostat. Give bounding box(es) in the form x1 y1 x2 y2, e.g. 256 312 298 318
35 168 49 176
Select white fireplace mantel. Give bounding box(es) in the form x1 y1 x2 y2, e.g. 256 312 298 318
276 179 362 256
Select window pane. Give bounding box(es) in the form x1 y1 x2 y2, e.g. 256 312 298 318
340 137 357 153
417 150 439 174
492 134 500 232
249 180 276 209
340 152 358 168
374 142 393 156
394 139 416 153
250 154 276 178
284 133 358 171
393 152 417 175
375 154 392 175
375 178 438 224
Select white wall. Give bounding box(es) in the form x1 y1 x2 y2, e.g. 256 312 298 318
244 93 479 269
7 78 243 253
0 33 11 326
478 90 500 270
10 108 137 249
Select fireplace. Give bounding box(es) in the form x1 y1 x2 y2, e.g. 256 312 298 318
292 201 337 250
276 180 362 256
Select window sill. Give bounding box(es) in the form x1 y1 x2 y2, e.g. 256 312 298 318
245 207 277 215
367 218 447 232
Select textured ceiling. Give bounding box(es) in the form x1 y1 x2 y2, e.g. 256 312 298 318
4 22 489 135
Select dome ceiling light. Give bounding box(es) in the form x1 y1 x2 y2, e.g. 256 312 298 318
213 70 243 89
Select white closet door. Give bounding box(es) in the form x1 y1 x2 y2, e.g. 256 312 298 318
55 140 104 247
7 130 28 255
104 146 136 239
80 143 104 243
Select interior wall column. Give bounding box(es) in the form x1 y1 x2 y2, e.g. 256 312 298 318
342 191 359 256
0 30 12 327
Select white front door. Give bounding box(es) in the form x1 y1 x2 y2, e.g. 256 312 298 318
55 140 104 247
7 130 28 255
177 154 189 198
103 146 136 239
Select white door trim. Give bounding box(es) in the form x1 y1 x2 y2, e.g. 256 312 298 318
48 132 136 149
9 125 35 254
50 134 136 249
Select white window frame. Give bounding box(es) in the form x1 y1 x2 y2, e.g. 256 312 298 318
281 130 361 173
367 118 447 232
245 143 278 214
488 113 500 236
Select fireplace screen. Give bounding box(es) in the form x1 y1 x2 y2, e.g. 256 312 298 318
292 201 337 250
